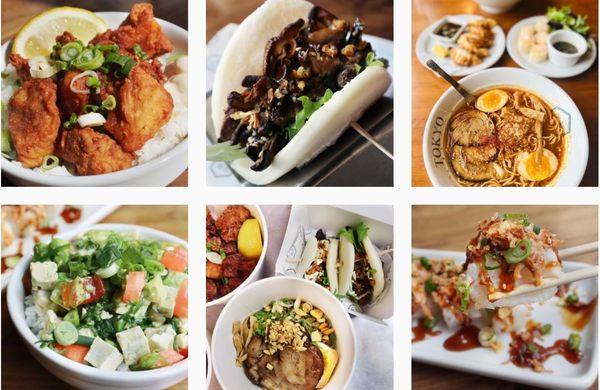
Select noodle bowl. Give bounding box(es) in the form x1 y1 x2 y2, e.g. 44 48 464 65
444 87 567 187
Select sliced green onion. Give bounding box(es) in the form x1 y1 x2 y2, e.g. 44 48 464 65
54 60 68 71
419 257 431 270
568 333 581 350
481 237 490 246
502 213 528 220
85 75 101 89
424 277 437 293
72 48 104 71
526 342 539 354
533 225 541 234
503 239 532 264
63 113 78 129
54 321 78 346
41 155 60 171
566 293 579 304
101 95 116 110
94 44 119 52
133 43 148 60
456 280 471 312
423 317 438 329
540 323 552 335
4 256 20 268
83 104 100 113
60 41 83 62
166 54 186 64
484 252 501 270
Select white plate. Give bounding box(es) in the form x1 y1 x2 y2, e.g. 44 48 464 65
1 205 118 290
412 248 598 390
422 67 588 187
416 14 506 77
507 16 597 78
1 12 188 187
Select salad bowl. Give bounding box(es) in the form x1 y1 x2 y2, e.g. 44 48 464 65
6 223 188 390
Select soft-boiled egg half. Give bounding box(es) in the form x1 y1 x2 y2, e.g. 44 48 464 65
475 89 509 113
517 149 559 182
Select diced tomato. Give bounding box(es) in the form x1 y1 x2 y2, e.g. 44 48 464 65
177 346 188 358
173 278 188 318
61 275 105 309
160 247 188 272
122 271 146 303
55 344 90 363
160 349 185 365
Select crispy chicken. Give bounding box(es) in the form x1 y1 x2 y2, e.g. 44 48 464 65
105 66 173 152
91 3 173 58
8 78 60 168
59 71 90 119
56 127 133 175
8 53 31 81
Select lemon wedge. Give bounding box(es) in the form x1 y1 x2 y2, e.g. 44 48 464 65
12 7 106 58
237 219 263 260
315 341 339 389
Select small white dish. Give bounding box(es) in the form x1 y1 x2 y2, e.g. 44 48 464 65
475 0 521 14
1 12 188 187
1 205 118 291
507 16 596 78
429 17 466 44
205 205 268 307
422 67 588 187
412 248 598 390
211 276 357 390
548 30 588 67
416 14 506 77
6 223 188 390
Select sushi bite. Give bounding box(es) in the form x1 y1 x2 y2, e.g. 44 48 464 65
465 213 563 308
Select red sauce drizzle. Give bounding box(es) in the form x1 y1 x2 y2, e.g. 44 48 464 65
563 297 598 331
412 319 442 343
509 333 582 369
61 207 82 224
443 325 481 351
38 226 58 235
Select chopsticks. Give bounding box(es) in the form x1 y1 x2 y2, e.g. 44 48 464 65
489 265 599 302
489 241 598 302
350 121 394 160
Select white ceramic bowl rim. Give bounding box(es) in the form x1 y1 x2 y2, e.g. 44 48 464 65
548 30 588 57
206 205 269 307
0 12 188 186
6 223 188 382
422 67 588 186
211 276 357 389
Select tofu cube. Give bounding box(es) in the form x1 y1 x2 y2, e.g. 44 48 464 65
157 286 178 318
116 326 150 366
85 338 123 370
30 261 58 290
144 326 176 351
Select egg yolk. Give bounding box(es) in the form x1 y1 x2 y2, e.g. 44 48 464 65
525 155 551 181
481 92 501 108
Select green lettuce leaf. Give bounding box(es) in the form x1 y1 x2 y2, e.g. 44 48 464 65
206 141 247 162
287 89 334 140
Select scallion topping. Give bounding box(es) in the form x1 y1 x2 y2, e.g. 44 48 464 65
503 239 532 264
484 252 501 270
101 95 116 110
60 41 84 62
41 155 59 171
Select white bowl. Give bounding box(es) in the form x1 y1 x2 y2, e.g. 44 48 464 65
0 12 188 186
548 30 588 67
211 276 357 390
475 0 521 14
6 223 188 390
206 205 269 307
422 67 588 187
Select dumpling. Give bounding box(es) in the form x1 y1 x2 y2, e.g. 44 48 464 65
518 26 535 54
529 44 548 62
534 19 549 34
534 31 549 45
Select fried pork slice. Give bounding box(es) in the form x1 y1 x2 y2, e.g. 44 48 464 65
8 78 60 168
56 127 133 175
105 66 173 152
91 3 173 58
215 206 252 242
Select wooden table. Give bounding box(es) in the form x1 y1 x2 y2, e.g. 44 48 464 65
412 205 598 390
207 0 393 40
1 205 188 390
412 0 598 187
1 0 188 187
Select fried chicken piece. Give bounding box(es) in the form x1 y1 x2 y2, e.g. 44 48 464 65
138 59 166 84
91 3 173 58
56 127 133 175
8 78 60 168
105 66 173 152
55 31 77 46
215 206 252 242
8 53 31 81
59 71 90 119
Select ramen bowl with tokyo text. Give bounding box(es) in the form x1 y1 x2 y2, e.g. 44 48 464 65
422 67 588 187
